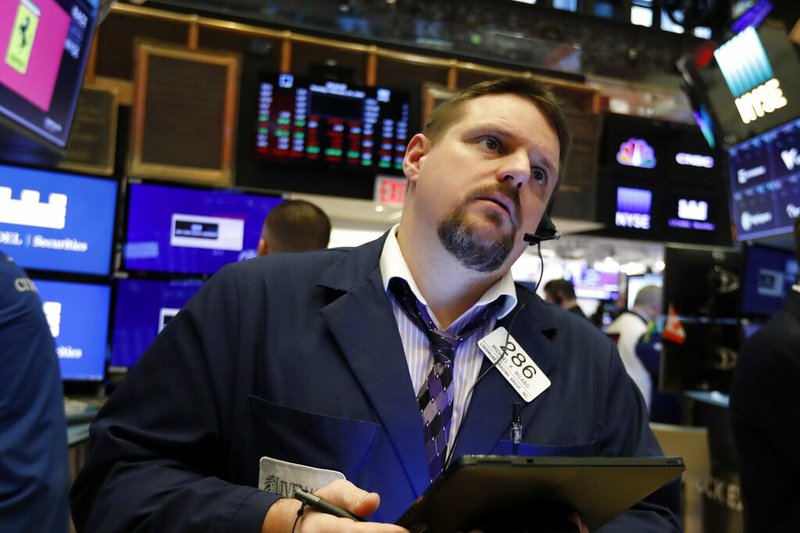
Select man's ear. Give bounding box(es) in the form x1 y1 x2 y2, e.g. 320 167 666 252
257 238 268 256
402 133 430 183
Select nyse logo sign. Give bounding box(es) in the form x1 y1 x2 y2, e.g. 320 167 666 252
713 27 788 125
615 187 652 230
734 78 788 125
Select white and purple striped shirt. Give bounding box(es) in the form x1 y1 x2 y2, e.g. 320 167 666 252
379 225 517 451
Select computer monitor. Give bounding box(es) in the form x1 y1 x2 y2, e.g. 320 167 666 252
727 114 800 241
740 244 798 316
32 277 110 382
0 163 117 275
122 180 284 276
110 277 204 370
662 245 742 318
569 267 620 300
0 0 97 149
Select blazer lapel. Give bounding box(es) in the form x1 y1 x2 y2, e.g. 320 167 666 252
452 293 560 458
318 237 430 497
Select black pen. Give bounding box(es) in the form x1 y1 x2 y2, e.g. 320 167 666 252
293 488 363 521
511 402 522 455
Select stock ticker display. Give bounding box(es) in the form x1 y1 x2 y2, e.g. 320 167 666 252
255 73 410 172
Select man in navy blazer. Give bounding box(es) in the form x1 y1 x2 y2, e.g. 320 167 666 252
730 217 800 532
72 77 680 532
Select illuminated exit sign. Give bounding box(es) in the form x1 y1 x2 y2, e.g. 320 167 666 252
374 175 407 207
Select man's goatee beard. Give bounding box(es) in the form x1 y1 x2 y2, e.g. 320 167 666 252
438 213 514 273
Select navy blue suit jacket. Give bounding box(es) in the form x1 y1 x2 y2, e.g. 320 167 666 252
71 236 680 532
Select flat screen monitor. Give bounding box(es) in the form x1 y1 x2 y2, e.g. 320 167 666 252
254 73 410 173
0 0 97 148
123 180 284 276
660 319 739 393
662 245 742 318
727 115 800 241
680 24 800 147
626 273 663 310
32 277 110 381
110 277 204 369
0 163 117 275
569 267 620 300
740 244 798 316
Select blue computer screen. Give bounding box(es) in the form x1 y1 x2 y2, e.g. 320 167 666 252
33 278 110 381
741 244 798 316
0 164 117 275
110 277 204 369
123 181 283 276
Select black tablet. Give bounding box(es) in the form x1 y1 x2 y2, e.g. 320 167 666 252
396 455 685 532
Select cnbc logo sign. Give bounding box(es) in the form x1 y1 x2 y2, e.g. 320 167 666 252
714 26 787 125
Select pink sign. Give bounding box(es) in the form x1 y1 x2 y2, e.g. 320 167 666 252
0 0 71 112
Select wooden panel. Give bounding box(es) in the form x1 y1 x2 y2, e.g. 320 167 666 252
128 42 240 186
58 87 119 176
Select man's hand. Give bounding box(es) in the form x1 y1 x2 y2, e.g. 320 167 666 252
261 479 410 533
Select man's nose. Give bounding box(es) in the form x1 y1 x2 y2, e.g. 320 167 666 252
497 151 530 190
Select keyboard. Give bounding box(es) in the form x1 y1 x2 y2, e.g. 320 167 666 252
64 397 100 423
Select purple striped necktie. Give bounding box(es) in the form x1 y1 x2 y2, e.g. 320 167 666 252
389 278 501 482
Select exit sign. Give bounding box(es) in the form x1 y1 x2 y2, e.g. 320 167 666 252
374 175 407 206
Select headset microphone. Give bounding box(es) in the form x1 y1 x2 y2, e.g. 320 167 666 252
523 214 561 246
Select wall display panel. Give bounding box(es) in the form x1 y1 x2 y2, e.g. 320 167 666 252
110 277 203 369
740 244 798 317
0 0 96 149
728 115 800 241
680 24 800 147
123 180 283 276
0 163 117 275
660 187 727 246
601 113 666 181
593 179 665 242
662 126 720 186
33 277 111 382
254 73 411 173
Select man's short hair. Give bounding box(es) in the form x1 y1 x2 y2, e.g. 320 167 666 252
424 75 573 183
634 285 662 309
544 278 577 304
262 199 331 253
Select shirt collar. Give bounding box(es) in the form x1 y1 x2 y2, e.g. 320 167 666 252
793 284 800 295
379 224 518 319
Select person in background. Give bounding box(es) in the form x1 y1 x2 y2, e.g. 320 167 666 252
543 278 586 318
71 76 678 532
730 216 800 533
635 319 682 424
0 251 70 533
257 199 332 255
605 285 662 409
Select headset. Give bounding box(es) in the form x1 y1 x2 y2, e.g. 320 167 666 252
523 202 561 246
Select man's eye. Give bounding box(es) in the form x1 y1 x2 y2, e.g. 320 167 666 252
532 167 548 185
477 137 500 151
